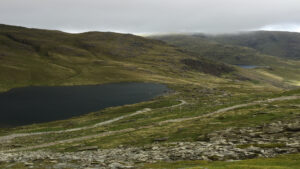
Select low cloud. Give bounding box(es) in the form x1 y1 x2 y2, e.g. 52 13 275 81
1 0 300 34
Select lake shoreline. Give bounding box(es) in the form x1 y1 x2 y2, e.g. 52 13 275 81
0 82 169 127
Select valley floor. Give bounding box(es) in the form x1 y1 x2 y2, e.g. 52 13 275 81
0 82 299 169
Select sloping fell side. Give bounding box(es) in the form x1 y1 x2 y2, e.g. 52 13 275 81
0 24 234 92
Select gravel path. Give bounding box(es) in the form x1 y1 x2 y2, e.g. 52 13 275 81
2 95 299 152
159 95 300 124
0 100 186 143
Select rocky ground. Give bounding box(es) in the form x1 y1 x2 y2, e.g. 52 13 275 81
0 118 299 169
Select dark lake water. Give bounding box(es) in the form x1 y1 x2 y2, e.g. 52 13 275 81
0 83 168 127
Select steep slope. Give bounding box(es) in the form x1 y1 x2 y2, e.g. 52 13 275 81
0 24 234 92
208 31 300 60
150 34 280 65
2 25 300 169
150 34 300 87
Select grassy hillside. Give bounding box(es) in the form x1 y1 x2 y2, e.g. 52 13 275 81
150 34 300 86
0 24 235 92
155 31 300 60
208 31 300 60
1 25 300 169
150 34 278 65
143 154 300 169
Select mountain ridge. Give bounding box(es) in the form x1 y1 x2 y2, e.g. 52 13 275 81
0 24 236 92
150 32 300 87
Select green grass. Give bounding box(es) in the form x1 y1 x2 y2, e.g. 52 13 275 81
208 31 300 60
12 87 294 152
237 143 287 149
0 24 237 93
0 81 284 151
0 96 179 135
150 33 300 87
1 24 300 169
141 154 300 169
1 154 299 169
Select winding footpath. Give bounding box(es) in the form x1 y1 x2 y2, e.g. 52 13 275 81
0 100 186 144
1 95 300 152
159 95 300 124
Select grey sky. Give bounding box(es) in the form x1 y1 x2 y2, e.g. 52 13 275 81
1 0 300 34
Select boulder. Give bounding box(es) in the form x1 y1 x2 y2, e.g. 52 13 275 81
153 137 168 142
197 135 210 142
263 126 284 134
77 146 98 151
286 123 300 132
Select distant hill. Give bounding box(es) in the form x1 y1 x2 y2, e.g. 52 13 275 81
0 24 234 92
151 31 300 61
149 32 300 87
205 31 300 60
150 34 279 66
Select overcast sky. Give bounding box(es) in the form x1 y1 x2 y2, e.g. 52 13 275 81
1 0 300 34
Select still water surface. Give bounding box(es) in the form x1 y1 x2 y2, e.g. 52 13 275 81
0 83 168 127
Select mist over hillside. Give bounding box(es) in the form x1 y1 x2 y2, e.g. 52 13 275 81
152 31 300 60
150 31 300 87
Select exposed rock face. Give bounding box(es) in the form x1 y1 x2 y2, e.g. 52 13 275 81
0 119 299 168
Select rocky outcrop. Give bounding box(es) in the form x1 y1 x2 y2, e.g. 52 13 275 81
0 119 299 168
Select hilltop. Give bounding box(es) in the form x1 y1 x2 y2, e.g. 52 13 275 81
152 31 300 60
0 24 235 92
207 31 300 60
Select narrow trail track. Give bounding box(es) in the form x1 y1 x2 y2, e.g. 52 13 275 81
2 95 300 152
0 100 187 143
159 95 300 124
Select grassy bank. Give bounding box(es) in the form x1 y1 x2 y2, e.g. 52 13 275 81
142 154 300 169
